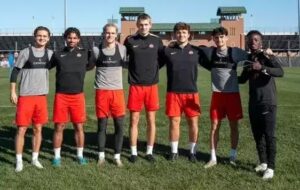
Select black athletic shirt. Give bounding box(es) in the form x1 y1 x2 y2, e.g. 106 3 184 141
124 33 164 85
49 47 89 93
238 52 284 105
162 43 202 93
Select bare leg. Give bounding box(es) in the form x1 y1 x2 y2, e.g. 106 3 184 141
32 124 43 153
169 116 180 142
15 127 28 154
210 120 221 150
73 123 85 148
146 111 156 146
186 116 199 143
53 123 65 149
130 111 140 147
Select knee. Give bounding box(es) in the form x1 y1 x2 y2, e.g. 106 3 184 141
74 124 84 133
33 126 42 135
17 127 27 136
55 123 65 133
211 122 219 132
131 115 139 124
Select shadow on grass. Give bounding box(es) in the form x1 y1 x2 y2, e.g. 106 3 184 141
1 125 251 169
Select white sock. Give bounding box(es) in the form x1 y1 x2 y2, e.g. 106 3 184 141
146 145 153 155
189 142 197 154
131 146 137 156
54 148 61 159
32 152 39 161
114 153 121 160
77 147 84 158
230 149 237 158
211 149 217 161
170 141 178 154
16 154 22 162
98 152 105 160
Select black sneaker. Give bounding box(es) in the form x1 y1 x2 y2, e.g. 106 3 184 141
129 155 138 163
188 154 197 163
145 154 155 163
168 153 178 161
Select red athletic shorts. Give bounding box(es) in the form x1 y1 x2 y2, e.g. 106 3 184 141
95 89 125 118
16 95 48 126
53 93 86 123
166 92 201 117
210 92 243 121
127 85 159 112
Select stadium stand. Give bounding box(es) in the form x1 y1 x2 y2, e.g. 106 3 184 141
0 36 102 51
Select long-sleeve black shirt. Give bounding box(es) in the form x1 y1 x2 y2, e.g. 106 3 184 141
161 43 202 93
49 47 89 93
124 33 164 85
238 52 284 105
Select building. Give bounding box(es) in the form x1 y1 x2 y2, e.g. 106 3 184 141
119 6 246 48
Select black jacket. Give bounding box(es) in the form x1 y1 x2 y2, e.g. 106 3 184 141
238 52 284 105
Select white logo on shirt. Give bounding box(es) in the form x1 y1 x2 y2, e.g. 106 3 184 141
60 54 67 57
149 44 154 48
189 51 194 55
133 45 139 48
77 53 82 57
170 52 177 55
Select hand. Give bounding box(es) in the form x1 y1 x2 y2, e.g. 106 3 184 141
10 92 18 105
262 48 274 58
251 61 262 71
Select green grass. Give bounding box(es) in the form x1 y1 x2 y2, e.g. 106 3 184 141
0 67 300 190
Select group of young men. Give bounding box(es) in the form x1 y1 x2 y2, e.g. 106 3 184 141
10 13 284 180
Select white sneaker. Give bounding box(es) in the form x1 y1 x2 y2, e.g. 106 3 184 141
255 163 267 173
229 156 237 166
97 158 105 167
32 159 44 169
114 159 124 167
262 168 274 180
15 161 23 172
204 160 217 169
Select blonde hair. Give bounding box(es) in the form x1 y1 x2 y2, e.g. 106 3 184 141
102 23 118 35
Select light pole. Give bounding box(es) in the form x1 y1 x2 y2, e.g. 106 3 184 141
64 0 67 31
51 16 55 36
298 0 300 52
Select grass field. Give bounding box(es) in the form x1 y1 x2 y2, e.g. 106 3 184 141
0 67 299 190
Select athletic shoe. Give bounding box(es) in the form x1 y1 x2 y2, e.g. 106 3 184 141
229 156 237 167
188 154 197 163
255 163 267 173
97 158 105 167
262 168 274 180
78 157 88 165
15 160 23 172
52 158 61 167
145 154 155 163
114 159 124 167
168 153 178 161
204 160 217 169
31 159 44 169
129 155 138 163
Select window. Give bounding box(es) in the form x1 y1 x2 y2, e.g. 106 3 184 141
229 27 235 36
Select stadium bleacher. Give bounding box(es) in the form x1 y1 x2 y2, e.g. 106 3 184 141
0 36 102 51
261 35 299 51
